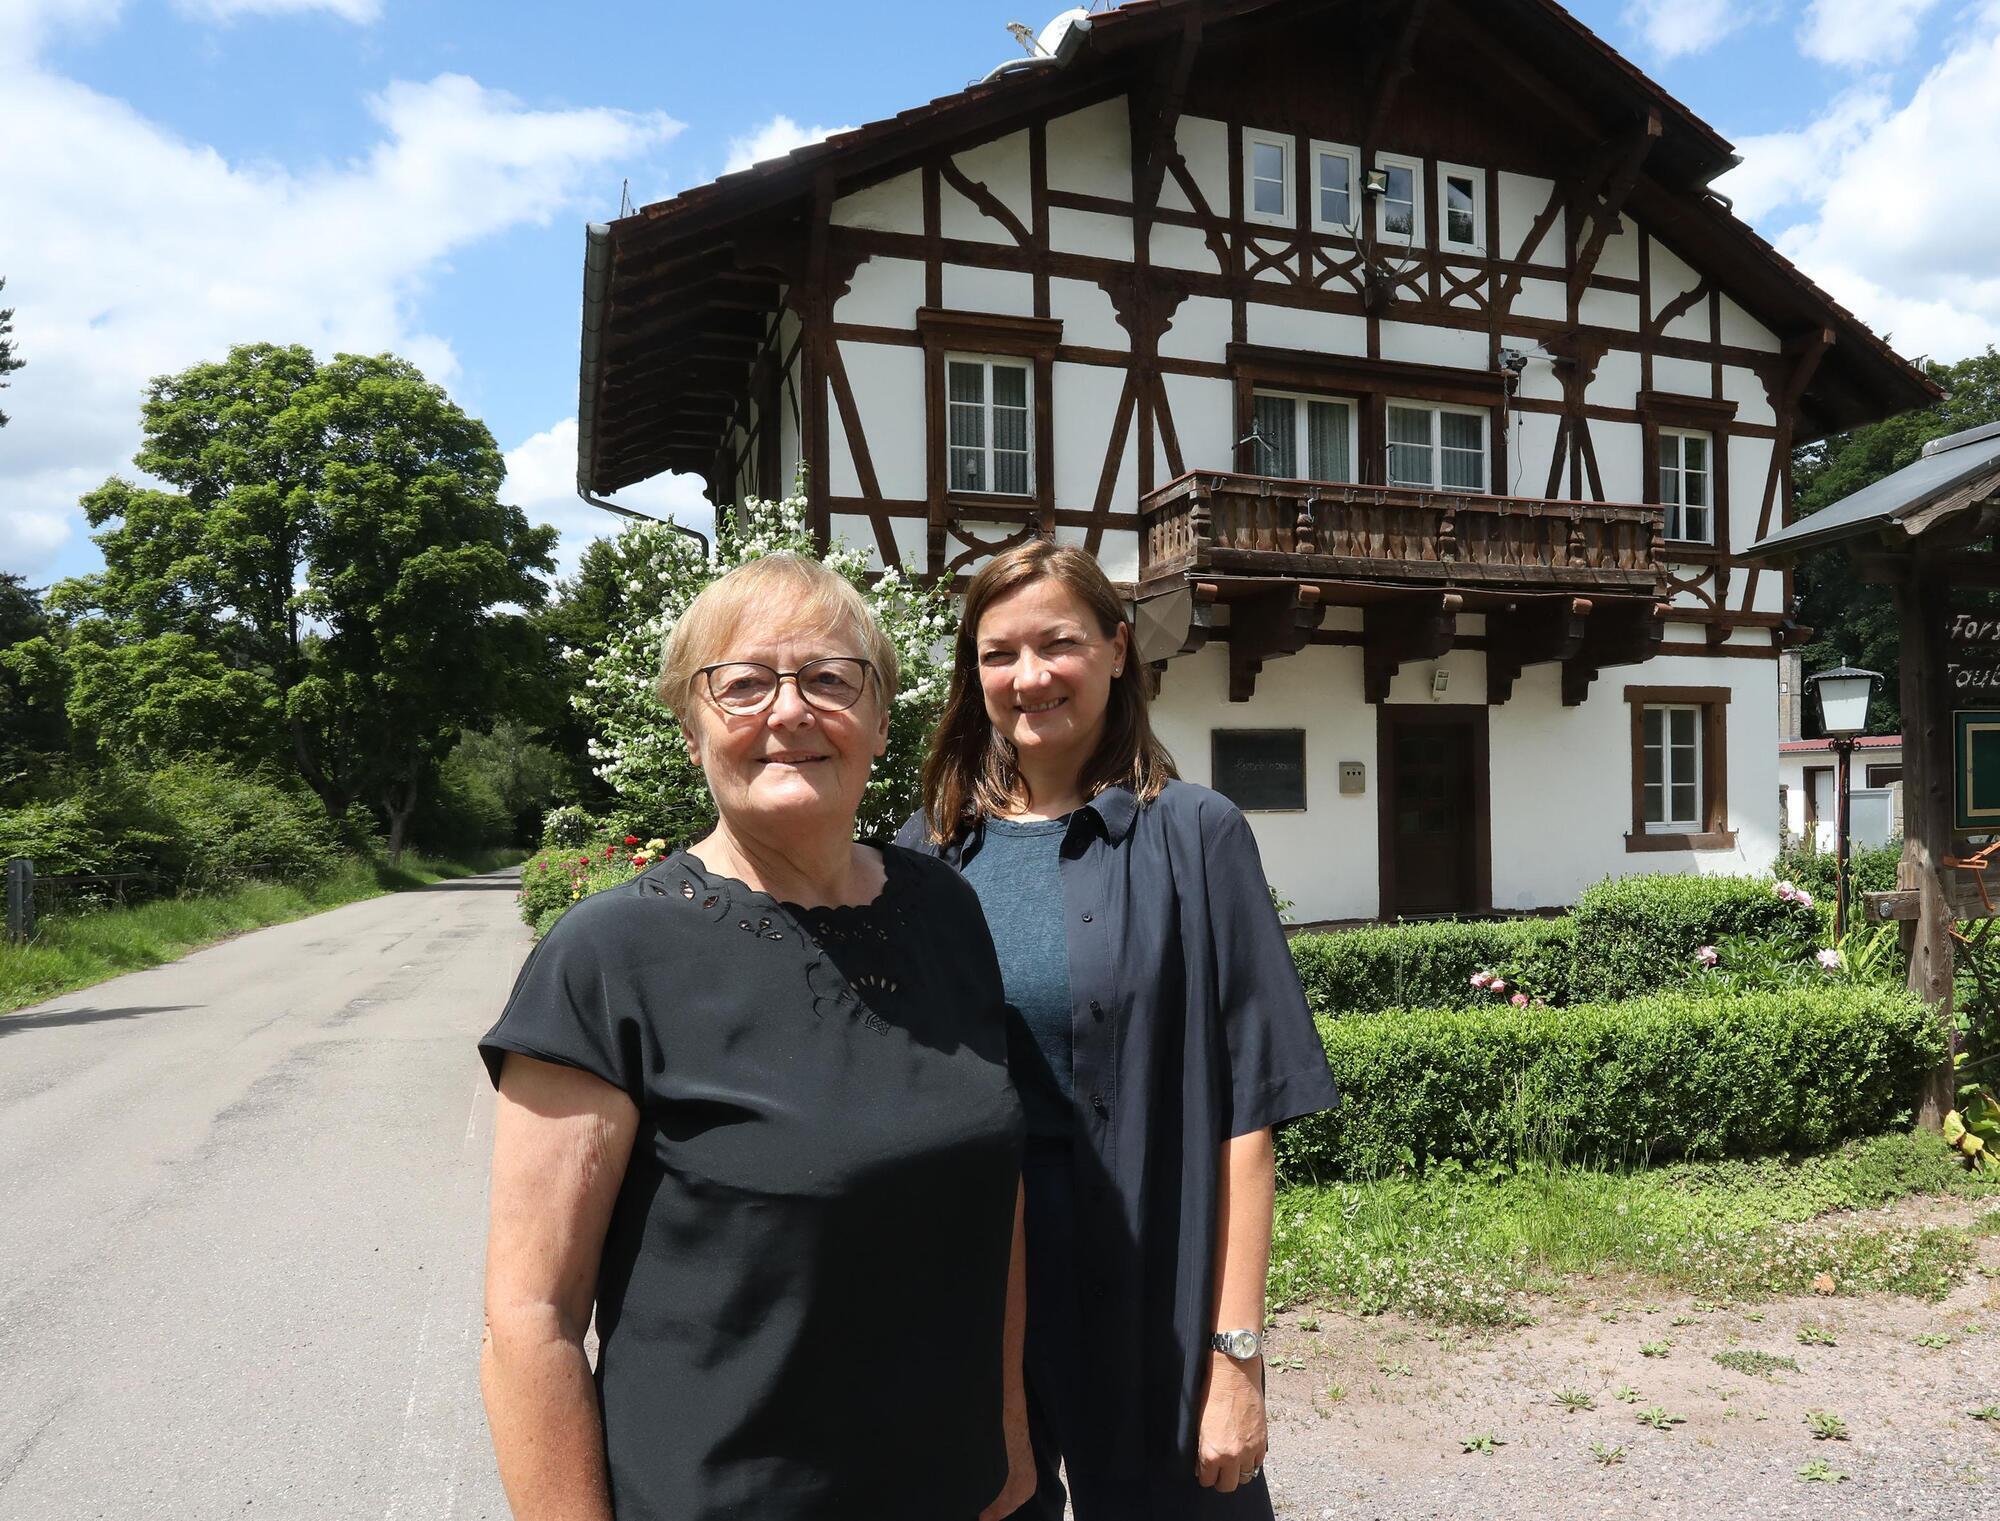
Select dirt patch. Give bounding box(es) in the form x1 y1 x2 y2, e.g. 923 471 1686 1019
1262 1193 2000 1520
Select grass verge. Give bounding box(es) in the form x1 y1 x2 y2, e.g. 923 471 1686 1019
0 849 524 1015
1270 1130 1999 1326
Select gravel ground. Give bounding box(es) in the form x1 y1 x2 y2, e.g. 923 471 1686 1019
1259 1193 2000 1521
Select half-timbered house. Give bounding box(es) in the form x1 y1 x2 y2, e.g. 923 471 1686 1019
574 0 1936 922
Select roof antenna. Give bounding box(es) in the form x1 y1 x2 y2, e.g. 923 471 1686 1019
618 178 635 219
1005 21 1044 55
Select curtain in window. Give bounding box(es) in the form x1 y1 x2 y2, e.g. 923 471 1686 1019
1386 404 1432 486
991 364 1030 495
1439 410 1484 490
1252 393 1296 477
1306 399 1349 480
947 361 987 492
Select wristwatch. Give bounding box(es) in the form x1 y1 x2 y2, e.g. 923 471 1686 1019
1211 1328 1263 1360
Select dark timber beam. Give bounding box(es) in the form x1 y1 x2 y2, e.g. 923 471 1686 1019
1363 592 1461 705
1569 110 1661 302
1561 600 1666 706
1363 0 1432 147
1227 583 1324 702
1487 596 1592 705
1133 10 1204 215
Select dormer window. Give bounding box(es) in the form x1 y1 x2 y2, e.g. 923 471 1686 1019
1244 129 1294 227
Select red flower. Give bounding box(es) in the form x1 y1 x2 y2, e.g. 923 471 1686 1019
624 835 639 845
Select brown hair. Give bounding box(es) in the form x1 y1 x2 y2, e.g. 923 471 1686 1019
655 553 900 716
920 540 1175 841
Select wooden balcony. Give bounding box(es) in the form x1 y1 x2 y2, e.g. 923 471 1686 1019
1133 472 1671 706
1139 471 1665 596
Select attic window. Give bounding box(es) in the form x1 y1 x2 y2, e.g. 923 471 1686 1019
1244 129 1294 228
1438 163 1483 253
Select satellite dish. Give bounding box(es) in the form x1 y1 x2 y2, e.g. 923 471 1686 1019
1037 8 1093 63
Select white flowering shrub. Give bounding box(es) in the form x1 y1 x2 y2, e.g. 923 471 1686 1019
570 480 955 848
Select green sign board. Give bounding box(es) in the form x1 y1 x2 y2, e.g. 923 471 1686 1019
1955 710 2000 831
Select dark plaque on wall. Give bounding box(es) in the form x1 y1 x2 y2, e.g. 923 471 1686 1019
1213 729 1307 812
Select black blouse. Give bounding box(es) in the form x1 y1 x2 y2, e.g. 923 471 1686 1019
897 781 1339 1480
480 846 1024 1521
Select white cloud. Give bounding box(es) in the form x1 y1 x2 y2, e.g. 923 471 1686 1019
504 417 714 580
0 32 681 580
1799 0 1941 67
1623 0 1753 59
724 114 854 174
171 0 381 21
1718 8 2000 364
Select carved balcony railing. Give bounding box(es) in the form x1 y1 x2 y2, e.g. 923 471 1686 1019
1138 471 1665 596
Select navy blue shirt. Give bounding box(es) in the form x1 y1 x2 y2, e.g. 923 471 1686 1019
898 780 1339 1479
961 815 1075 1138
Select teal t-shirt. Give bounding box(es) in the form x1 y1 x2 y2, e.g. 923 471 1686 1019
961 816 1074 1137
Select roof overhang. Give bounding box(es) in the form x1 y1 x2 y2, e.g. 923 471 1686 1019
1747 422 2000 563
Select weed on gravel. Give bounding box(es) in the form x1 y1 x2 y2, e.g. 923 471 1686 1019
1269 1131 1992 1326
1713 1349 1800 1377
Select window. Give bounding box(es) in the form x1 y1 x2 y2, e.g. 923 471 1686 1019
1244 130 1293 227
1311 140 1360 234
1625 685 1735 851
1658 429 1712 542
1375 153 1422 243
946 356 1032 495
1385 401 1488 491
1866 763 1903 788
1213 730 1307 812
1250 389 1356 481
1437 162 1483 252
1643 705 1702 830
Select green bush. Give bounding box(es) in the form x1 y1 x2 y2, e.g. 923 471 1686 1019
0 795 120 877
1274 984 1944 1182
1289 918 1575 1014
1572 874 1819 1001
136 759 343 892
1776 838 1903 904
539 804 597 849
409 751 515 854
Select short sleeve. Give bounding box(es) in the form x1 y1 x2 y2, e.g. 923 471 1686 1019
479 902 641 1101
1199 803 1340 1137
892 810 931 852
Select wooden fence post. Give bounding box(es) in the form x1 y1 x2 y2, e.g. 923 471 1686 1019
5 856 33 946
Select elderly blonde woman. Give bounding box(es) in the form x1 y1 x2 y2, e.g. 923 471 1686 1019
479 553 1031 1521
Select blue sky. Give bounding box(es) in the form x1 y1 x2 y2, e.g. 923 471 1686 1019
2 0 1993 587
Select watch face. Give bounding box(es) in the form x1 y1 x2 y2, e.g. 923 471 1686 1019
1226 1330 1259 1359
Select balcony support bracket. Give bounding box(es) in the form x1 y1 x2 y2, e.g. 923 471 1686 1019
1363 592 1461 705
1227 584 1324 703
1561 599 1668 706
1486 596 1593 705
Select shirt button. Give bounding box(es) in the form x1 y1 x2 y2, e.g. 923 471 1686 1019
1090 1092 1107 1115
1090 999 1104 1021
1081 911 1093 922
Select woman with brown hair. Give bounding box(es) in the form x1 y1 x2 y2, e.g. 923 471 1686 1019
897 540 1337 1519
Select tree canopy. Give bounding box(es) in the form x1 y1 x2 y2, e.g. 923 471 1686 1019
0 277 20 429
52 342 557 856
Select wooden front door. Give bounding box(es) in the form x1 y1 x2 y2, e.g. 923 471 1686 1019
1378 706 1490 918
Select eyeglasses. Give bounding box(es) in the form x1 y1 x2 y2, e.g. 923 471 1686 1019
697 657 875 716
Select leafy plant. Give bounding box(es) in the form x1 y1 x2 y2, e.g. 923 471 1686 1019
1590 1442 1626 1467
1797 1325 1838 1346
1945 1066 2000 1175
1378 1359 1412 1377
1639 1340 1673 1358
1968 1404 2000 1422
1635 1406 1685 1430
1614 1385 1641 1403
1797 1458 1849 1483
1915 1332 1954 1349
1806 1410 1850 1441
1459 1432 1504 1454
1553 1388 1596 1412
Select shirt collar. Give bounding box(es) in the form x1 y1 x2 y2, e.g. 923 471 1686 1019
1082 785 1138 844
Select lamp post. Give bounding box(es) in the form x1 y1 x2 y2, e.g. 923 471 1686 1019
1807 660 1884 943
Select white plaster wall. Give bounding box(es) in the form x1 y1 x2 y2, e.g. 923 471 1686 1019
835 255 924 328
1513 276 1567 322
1163 373 1235 472
1151 222 1220 274
1596 214 1641 281
1054 524 1139 584
1720 363 1776 428
836 341 926 500
1161 294 1232 363
941 264 1036 317
1652 354 1711 396
1053 360 1135 510
1504 339 1564 403
1650 240 1708 342
1050 207 1134 260
1502 408 1562 497
1497 172 1561 264
1046 97 1131 199
944 131 1033 244
1579 286 1641 331
832 169 921 233
1175 114 1230 213
1246 302 1367 354
1048 275 1128 350
1379 320 1488 369
1587 347 1642 409
1719 293 1782 353
1592 419 1644 503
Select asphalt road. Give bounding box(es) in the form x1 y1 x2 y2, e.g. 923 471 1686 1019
0 870 529 1519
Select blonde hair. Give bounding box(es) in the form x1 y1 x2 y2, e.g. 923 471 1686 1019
655 553 899 716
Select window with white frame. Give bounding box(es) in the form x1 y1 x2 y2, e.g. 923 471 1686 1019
1250 390 1356 481
1658 428 1712 542
1375 153 1422 242
1642 704 1703 830
1244 130 1293 227
946 356 1032 495
1437 162 1483 253
1385 401 1487 491
1311 140 1360 234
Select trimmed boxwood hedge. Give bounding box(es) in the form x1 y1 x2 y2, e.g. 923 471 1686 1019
1273 984 1945 1182
1288 918 1575 1015
1570 873 1820 1001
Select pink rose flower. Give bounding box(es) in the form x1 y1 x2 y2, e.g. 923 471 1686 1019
1816 947 1843 971
1490 978 1507 994
1511 992 1530 1007
1470 971 1492 989
1695 944 1719 968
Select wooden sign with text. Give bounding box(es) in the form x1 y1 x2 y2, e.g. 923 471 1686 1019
1949 610 2000 695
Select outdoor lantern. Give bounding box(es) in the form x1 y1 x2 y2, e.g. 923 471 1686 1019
1808 661 1882 737
1364 167 1390 198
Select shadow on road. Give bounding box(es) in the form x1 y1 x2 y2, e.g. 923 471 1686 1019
415 877 522 893
0 1005 193 1036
